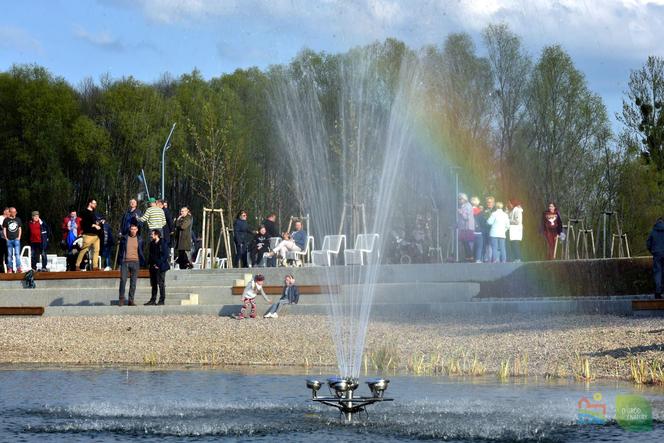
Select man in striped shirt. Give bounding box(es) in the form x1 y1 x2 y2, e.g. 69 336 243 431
136 198 166 237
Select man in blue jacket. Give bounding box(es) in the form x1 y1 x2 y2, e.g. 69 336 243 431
646 218 664 299
145 229 170 305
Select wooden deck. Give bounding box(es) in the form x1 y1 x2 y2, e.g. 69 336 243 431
0 307 45 316
0 270 150 281
632 299 664 311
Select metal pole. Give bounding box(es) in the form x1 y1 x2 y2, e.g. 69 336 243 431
602 213 606 259
160 123 176 199
454 170 459 263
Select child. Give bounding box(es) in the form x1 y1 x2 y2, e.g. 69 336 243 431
236 274 271 319
264 274 300 318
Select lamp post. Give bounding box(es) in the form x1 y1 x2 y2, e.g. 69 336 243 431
160 123 176 200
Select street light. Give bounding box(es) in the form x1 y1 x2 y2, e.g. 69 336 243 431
160 123 177 200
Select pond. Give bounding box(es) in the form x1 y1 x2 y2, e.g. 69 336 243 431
1 367 662 442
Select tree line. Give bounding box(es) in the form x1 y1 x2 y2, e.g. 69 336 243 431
0 24 661 258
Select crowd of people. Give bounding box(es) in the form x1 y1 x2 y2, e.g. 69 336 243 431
457 194 564 262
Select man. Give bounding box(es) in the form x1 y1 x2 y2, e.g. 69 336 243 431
262 213 280 239
647 217 664 299
145 229 170 305
269 220 307 266
2 207 22 273
75 198 102 271
117 223 143 306
27 211 50 271
137 198 166 236
0 207 8 272
174 206 193 269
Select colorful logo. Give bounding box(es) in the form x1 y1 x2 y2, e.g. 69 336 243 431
577 392 607 425
615 394 652 432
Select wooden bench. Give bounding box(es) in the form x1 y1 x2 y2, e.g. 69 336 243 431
0 307 45 316
231 285 337 296
632 300 664 311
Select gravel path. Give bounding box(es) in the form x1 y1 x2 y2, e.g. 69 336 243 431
1 314 663 380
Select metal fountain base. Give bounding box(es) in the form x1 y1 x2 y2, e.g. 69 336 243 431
307 377 393 422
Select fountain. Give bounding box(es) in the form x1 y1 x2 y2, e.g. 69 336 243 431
306 377 392 422
270 43 424 419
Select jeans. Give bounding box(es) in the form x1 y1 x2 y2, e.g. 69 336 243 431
233 240 249 268
265 295 289 316
119 261 140 302
6 239 20 271
101 247 112 268
490 237 507 263
31 242 47 270
473 233 483 262
149 267 167 303
510 240 522 261
483 233 492 262
654 254 664 296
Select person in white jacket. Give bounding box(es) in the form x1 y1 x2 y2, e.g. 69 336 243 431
486 202 510 263
508 199 524 262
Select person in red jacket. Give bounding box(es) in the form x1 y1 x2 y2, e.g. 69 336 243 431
541 202 563 260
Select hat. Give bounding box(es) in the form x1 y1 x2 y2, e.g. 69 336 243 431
147 197 156 203
31 211 39 216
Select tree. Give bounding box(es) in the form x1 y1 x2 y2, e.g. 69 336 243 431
618 56 664 171
482 23 531 195
523 45 611 218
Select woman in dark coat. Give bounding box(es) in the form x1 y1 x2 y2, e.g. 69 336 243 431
233 210 251 268
174 206 193 269
541 202 563 260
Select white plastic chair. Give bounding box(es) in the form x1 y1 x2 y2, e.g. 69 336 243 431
311 235 346 266
191 248 212 269
19 245 31 271
344 233 379 265
286 236 314 267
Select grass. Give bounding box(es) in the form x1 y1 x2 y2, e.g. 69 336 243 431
573 353 595 382
365 344 399 372
143 352 159 366
405 350 486 377
628 356 664 385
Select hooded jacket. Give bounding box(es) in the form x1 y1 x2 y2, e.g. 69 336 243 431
647 219 664 255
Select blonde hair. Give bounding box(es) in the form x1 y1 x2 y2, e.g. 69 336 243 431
470 196 480 206
495 201 504 209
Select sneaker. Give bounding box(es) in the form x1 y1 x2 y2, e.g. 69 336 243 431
271 313 278 318
263 313 272 318
104 266 111 271
17 268 23 273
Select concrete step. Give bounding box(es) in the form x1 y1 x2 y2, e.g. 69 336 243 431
43 304 224 316
1 290 197 307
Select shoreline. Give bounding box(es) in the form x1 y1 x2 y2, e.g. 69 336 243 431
1 313 664 384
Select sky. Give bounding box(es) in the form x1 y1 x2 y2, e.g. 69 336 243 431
3 0 664 130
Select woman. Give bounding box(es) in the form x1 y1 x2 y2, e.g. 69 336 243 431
486 201 510 263
263 274 300 318
233 210 251 268
456 193 475 261
541 202 563 260
174 206 193 269
508 199 524 262
250 225 269 267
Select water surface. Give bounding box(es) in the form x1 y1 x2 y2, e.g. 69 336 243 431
1 367 662 442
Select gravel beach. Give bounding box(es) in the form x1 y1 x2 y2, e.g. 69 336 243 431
1 313 663 380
